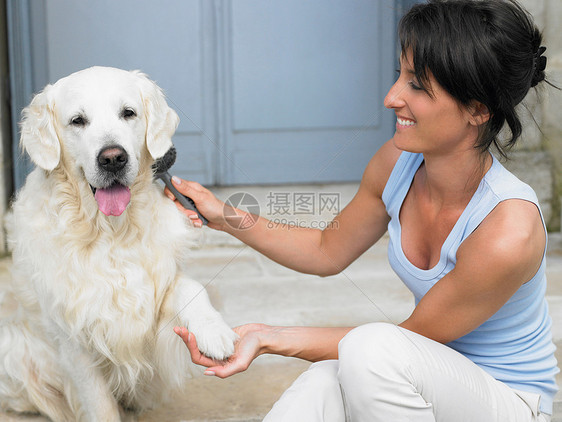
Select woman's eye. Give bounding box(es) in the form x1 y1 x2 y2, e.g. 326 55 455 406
122 108 137 119
70 116 86 126
409 81 423 91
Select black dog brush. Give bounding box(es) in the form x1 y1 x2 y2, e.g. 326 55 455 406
152 147 208 225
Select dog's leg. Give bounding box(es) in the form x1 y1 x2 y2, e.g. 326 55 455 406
172 277 238 361
146 278 237 408
56 337 121 422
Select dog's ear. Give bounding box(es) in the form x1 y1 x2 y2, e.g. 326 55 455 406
134 71 180 160
20 85 61 170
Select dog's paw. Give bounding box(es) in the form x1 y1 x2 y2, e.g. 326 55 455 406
189 319 238 362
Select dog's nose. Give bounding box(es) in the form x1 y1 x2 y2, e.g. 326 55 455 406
97 146 128 173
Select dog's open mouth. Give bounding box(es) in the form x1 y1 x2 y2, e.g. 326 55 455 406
91 183 131 217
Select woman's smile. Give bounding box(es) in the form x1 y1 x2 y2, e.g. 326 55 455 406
396 116 416 129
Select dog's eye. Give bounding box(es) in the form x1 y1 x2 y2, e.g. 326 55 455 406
121 108 137 119
70 116 87 127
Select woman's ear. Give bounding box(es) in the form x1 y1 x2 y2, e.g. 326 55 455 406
20 84 61 171
468 101 491 126
134 71 180 160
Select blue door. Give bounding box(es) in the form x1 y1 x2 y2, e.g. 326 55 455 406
8 0 399 188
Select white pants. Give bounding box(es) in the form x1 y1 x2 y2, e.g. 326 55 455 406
263 323 551 422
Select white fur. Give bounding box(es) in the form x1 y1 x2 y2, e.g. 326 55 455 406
1 67 237 421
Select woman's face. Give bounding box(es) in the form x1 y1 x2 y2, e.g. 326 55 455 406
384 51 479 157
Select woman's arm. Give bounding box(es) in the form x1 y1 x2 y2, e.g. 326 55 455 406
175 324 353 379
178 197 543 377
399 198 546 343
168 140 402 276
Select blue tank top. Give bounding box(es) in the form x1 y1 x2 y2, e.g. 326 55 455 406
382 151 559 414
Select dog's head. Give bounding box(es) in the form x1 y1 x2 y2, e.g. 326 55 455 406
20 66 179 216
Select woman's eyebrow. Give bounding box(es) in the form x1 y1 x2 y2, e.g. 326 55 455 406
397 63 416 75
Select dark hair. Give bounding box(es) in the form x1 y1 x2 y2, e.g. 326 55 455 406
399 0 547 158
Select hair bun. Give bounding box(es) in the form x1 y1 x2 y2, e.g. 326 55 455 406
531 46 547 87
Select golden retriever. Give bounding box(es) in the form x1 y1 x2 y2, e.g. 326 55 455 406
0 66 237 421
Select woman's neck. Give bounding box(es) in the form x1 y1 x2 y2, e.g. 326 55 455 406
418 149 492 208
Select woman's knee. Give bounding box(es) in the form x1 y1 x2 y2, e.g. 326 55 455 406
338 323 412 382
337 323 419 413
339 323 406 362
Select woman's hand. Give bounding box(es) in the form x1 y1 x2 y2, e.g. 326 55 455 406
174 323 268 378
165 177 227 229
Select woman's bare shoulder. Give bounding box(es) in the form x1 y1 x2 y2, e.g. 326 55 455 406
360 139 403 198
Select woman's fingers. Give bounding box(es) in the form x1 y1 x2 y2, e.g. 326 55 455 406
174 326 218 367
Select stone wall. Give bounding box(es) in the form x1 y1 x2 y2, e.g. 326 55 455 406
510 0 562 231
542 0 562 231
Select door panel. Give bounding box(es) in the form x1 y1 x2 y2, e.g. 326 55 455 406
220 0 395 184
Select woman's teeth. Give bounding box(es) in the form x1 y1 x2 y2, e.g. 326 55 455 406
397 117 415 126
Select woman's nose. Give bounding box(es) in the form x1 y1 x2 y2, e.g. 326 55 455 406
384 81 405 109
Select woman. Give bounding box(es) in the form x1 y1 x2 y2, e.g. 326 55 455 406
169 0 558 420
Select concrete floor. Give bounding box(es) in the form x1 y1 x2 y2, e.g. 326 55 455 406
0 183 561 421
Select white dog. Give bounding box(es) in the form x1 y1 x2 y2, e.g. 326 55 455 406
0 66 237 421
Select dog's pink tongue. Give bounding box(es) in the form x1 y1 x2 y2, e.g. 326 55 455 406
94 185 131 216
